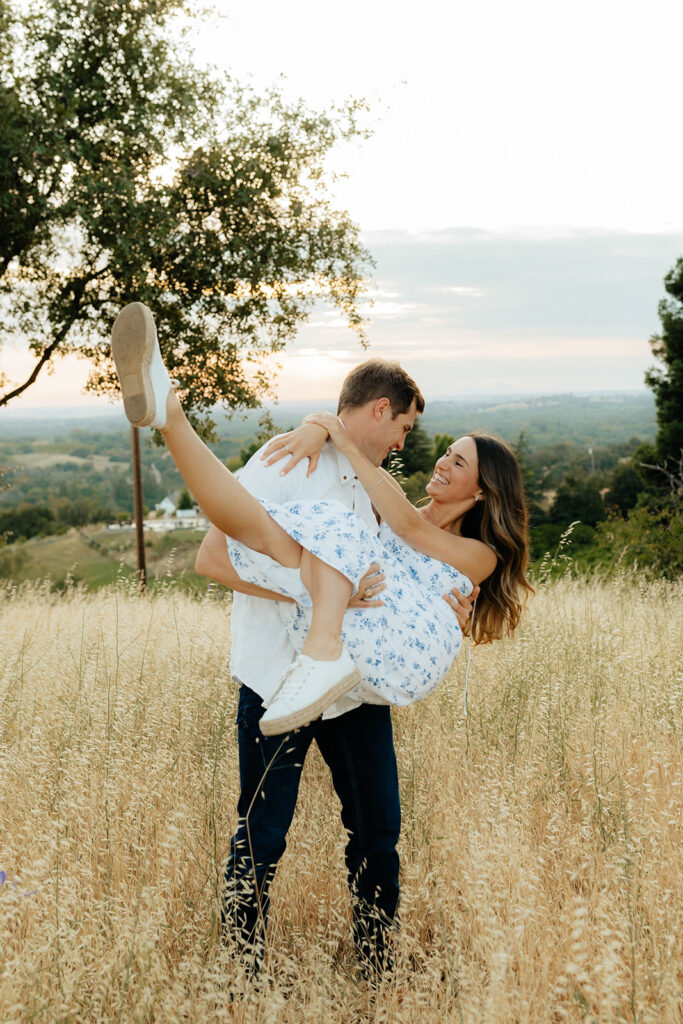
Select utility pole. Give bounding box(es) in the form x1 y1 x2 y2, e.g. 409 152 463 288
130 425 147 592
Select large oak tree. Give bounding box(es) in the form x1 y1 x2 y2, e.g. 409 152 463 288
0 0 373 434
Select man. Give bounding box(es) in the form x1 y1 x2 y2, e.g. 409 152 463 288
195 358 475 976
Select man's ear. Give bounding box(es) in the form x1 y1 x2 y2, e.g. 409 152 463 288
372 397 391 420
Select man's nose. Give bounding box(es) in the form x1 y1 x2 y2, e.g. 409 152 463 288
394 436 405 452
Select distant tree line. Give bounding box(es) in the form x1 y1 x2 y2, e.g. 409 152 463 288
1 407 679 576
0 497 112 544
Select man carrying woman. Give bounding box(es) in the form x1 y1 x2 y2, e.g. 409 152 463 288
111 301 530 976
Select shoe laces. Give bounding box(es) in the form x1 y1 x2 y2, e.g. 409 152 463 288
277 658 313 701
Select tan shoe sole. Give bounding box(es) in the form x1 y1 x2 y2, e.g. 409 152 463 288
111 302 158 427
259 668 361 736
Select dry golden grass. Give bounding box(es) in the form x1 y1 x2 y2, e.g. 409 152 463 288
0 575 681 1023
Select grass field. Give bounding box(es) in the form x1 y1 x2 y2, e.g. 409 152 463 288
0 575 681 1022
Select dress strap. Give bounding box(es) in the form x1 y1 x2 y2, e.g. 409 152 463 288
463 598 477 718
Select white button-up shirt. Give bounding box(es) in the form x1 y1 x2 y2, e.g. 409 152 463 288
229 438 379 703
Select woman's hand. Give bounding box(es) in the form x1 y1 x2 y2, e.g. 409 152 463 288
306 412 349 450
348 563 386 608
442 583 480 630
260 422 329 477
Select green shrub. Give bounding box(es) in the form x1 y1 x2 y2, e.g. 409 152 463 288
594 496 683 578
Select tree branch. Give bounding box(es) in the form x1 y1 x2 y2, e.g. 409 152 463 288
0 267 101 407
0 335 66 408
640 450 683 511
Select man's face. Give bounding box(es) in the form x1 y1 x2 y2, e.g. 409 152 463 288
362 399 418 466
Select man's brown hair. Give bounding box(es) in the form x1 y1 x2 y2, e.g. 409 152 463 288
337 359 425 417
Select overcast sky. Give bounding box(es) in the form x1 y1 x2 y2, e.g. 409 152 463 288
268 227 683 399
6 0 683 407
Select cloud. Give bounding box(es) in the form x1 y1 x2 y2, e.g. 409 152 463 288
427 286 488 299
363 227 683 338
276 227 683 399
358 300 422 319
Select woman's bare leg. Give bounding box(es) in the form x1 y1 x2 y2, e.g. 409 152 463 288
111 302 358 715
160 391 302 569
161 392 353 658
299 548 351 661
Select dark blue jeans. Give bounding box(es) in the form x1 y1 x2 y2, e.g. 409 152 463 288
222 683 401 974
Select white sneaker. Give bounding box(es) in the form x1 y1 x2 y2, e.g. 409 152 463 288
259 650 361 736
111 302 172 428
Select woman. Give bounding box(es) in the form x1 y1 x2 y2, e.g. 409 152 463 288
111 302 532 735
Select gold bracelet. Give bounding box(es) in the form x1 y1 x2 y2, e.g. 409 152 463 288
364 477 385 494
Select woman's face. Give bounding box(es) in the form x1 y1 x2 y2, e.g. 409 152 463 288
426 435 481 503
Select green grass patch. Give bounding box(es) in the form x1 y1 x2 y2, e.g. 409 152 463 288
0 526 211 593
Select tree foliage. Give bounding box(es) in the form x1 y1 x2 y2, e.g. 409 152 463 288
646 257 683 467
594 497 683 579
176 487 194 511
550 466 605 528
432 433 455 463
401 471 431 506
0 0 373 434
239 410 286 466
386 420 434 477
604 461 644 516
0 497 110 543
513 430 544 505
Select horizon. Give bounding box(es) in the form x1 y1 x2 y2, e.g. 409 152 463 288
0 387 654 425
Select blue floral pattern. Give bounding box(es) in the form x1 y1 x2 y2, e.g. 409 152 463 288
228 499 473 707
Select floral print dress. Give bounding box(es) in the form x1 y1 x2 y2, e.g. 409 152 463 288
227 499 473 707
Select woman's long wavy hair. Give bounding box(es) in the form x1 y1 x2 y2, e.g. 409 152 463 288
457 432 534 644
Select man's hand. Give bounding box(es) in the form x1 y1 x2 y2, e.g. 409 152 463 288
442 584 480 631
348 563 386 608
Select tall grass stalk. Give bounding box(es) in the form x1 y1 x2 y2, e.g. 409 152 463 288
0 573 681 1022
